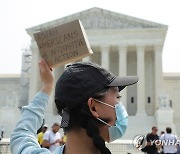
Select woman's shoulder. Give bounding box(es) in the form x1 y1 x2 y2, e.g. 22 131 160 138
53 145 65 154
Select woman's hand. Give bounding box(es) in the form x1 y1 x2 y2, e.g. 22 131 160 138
39 59 54 96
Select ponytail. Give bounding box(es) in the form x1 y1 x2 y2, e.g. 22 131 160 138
80 104 111 154
58 87 111 154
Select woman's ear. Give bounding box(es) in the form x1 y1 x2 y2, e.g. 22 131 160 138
87 98 99 118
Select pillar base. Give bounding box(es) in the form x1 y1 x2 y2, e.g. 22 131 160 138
155 107 174 125
135 111 147 117
155 108 177 135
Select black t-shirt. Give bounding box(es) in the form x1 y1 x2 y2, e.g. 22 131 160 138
146 133 159 154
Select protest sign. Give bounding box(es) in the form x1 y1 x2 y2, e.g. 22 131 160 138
33 19 93 67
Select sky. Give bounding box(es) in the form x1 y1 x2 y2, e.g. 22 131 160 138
0 0 180 74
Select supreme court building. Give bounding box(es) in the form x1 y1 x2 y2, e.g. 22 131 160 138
1 7 180 139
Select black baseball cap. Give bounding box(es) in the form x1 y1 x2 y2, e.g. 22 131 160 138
55 62 138 127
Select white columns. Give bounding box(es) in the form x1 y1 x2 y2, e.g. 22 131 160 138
28 40 42 102
154 45 163 111
136 46 146 115
50 66 64 115
118 46 127 108
101 45 110 70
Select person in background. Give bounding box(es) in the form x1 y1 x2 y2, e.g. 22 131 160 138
161 131 165 136
146 126 159 154
42 123 62 152
1 127 4 138
177 145 180 154
159 131 165 154
37 125 48 147
37 119 45 134
160 127 177 154
62 132 67 144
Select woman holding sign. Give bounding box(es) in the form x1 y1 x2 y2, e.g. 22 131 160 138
10 59 138 154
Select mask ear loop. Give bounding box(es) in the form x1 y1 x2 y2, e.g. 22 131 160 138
93 99 115 127
97 117 112 127
93 99 115 109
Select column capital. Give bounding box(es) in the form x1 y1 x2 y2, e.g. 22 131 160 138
136 45 145 52
100 45 110 52
153 45 163 52
118 45 127 52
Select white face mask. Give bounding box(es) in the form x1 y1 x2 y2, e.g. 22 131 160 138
94 99 128 142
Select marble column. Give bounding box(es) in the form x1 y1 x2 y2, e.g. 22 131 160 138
154 45 163 111
50 66 65 115
136 46 146 115
118 46 127 108
28 39 42 102
101 45 110 70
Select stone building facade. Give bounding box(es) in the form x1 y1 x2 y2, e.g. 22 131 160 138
0 74 21 137
0 7 180 138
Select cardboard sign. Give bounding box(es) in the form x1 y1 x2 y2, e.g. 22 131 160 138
33 19 93 67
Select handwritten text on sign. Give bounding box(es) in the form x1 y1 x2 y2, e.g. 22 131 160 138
34 20 92 67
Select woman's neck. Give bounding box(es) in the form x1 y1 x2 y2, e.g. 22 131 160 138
64 128 100 154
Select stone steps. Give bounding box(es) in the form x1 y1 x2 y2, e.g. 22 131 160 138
121 115 156 140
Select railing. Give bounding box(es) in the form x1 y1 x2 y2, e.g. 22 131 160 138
106 140 143 154
0 139 143 154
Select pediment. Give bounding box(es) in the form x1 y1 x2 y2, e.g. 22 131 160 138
75 7 167 29
27 7 167 34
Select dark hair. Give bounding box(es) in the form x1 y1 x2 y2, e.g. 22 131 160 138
56 87 111 154
37 119 45 134
161 131 165 134
52 123 60 127
166 127 172 133
152 126 157 130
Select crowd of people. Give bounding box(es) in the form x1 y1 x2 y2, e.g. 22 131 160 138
142 126 180 154
37 124 180 154
37 123 67 153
